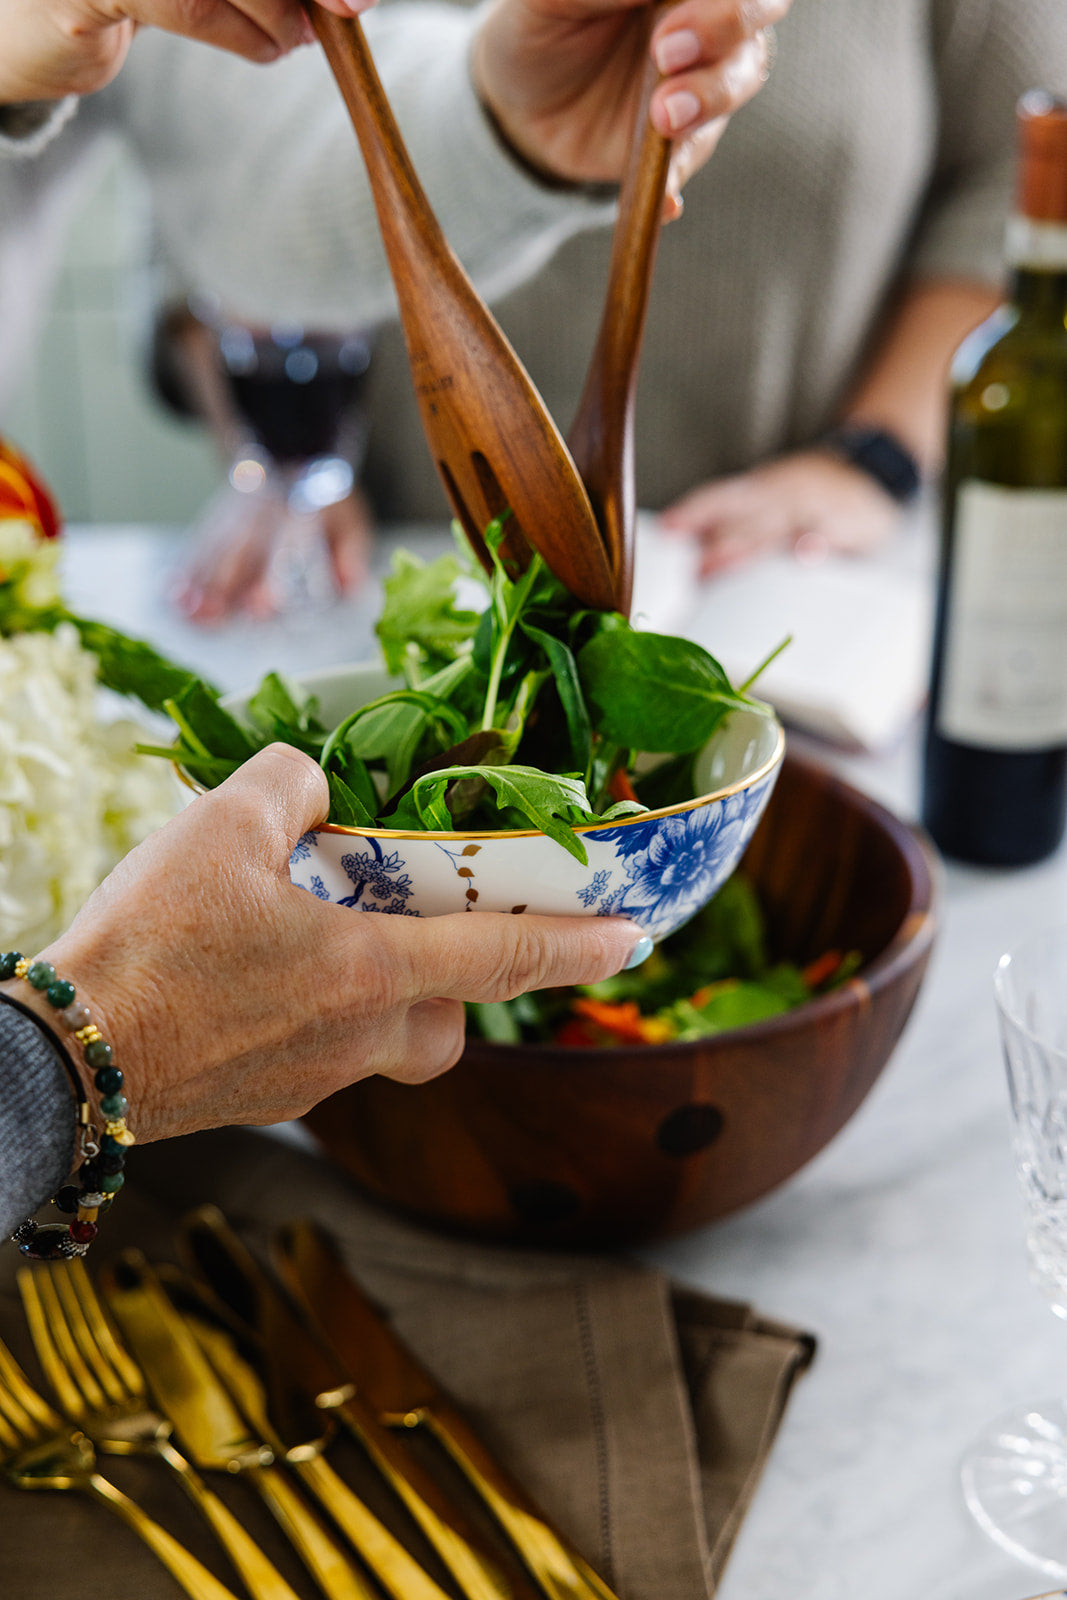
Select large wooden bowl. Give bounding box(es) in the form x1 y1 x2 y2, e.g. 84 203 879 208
304 753 938 1246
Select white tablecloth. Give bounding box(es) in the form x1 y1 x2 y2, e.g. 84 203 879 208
64 521 1067 1600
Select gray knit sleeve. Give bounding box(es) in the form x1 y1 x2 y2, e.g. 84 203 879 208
0 1002 76 1238
908 0 1067 287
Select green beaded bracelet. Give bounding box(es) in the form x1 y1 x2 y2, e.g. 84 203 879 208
0 950 134 1260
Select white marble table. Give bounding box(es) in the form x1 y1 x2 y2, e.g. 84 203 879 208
64 523 1067 1600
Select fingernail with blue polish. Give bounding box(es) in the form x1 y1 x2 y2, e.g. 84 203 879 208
624 935 654 970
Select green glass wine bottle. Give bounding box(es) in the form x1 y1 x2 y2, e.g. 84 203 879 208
922 92 1067 866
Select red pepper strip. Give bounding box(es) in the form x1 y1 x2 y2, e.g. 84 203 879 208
554 1019 602 1048
607 768 639 805
800 950 844 990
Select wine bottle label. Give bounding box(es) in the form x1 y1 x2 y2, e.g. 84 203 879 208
938 481 1067 750
1006 216 1067 269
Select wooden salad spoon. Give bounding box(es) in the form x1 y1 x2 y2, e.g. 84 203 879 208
566 7 675 617
304 5 619 611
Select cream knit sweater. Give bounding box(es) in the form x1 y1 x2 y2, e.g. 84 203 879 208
360 0 1067 517
0 2 615 414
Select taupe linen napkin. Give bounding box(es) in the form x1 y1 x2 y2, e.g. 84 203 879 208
0 1128 814 1599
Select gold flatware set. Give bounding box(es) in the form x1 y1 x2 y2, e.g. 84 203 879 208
1 1211 620 1600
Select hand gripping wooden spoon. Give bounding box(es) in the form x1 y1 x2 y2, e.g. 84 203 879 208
304 6 619 611
566 7 675 617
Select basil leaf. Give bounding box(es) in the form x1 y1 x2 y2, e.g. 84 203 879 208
578 630 755 752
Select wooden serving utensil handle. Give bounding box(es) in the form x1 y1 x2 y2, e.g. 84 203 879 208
301 4 444 259
301 0 619 611
567 2 677 615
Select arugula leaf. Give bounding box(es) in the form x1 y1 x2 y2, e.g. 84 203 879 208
163 680 256 763
322 688 468 795
67 615 210 713
326 770 377 829
578 630 757 752
246 672 325 753
404 763 599 863
519 619 592 776
135 742 245 788
375 550 480 674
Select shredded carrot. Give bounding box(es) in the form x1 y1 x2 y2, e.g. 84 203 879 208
571 998 673 1045
800 950 843 989
607 768 639 804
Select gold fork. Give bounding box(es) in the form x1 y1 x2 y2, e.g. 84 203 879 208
17 1261 302 1600
0 1320 239 1600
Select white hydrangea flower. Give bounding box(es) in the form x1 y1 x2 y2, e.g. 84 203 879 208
0 623 181 951
0 519 62 617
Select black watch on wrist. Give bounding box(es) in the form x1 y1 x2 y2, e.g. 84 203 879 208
817 424 923 506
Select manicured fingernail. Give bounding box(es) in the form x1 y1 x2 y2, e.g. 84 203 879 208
624 935 655 970
661 89 701 132
654 29 701 74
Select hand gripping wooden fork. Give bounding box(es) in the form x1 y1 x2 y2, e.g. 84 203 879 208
0 1315 240 1600
16 1260 302 1600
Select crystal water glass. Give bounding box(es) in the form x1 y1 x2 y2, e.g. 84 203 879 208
962 927 1067 1580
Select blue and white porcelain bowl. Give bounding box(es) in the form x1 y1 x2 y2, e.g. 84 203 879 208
227 662 785 943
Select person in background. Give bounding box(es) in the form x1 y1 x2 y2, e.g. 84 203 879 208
0 0 784 608
0 0 784 408
356 0 1065 578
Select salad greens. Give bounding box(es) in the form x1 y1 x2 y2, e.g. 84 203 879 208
468 873 862 1047
137 516 778 865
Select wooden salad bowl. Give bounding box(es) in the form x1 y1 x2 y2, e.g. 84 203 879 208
303 752 938 1246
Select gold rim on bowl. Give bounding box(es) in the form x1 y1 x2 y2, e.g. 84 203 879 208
176 719 785 842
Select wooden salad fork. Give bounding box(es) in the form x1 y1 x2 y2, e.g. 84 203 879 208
0 1318 240 1600
16 1260 302 1600
566 2 676 616
301 4 620 612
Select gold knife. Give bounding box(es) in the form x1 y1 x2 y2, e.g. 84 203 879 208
176 1205 524 1600
103 1252 377 1600
156 1256 454 1600
273 1220 622 1600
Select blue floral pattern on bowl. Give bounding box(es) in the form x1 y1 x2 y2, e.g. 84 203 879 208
283 667 784 944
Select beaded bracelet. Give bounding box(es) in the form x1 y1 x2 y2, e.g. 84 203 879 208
0 950 134 1259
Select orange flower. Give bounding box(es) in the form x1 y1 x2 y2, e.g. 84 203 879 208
0 440 60 539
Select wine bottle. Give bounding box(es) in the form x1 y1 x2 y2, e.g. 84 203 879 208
922 92 1067 867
